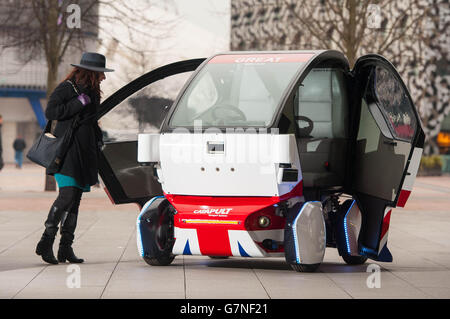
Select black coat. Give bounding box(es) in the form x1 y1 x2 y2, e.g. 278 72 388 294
13 139 26 151
45 80 103 187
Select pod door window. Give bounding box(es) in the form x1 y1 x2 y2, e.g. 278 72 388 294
294 68 349 189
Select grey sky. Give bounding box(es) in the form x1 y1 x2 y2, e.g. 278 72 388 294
153 0 230 40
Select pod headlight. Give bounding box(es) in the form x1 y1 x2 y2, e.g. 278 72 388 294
258 216 271 228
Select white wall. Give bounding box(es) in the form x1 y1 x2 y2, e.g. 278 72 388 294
0 26 98 164
0 99 44 163
97 0 231 96
96 0 231 135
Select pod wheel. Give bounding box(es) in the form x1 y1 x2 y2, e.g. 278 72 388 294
143 254 175 266
341 254 368 265
290 263 321 272
139 199 176 267
208 256 230 259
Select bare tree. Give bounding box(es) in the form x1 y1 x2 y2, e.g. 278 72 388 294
231 0 449 154
1 0 97 96
0 0 169 95
0 0 172 190
283 0 449 154
281 0 431 67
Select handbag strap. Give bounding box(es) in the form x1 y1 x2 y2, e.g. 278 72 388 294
51 80 97 130
51 80 80 133
66 79 98 126
67 79 80 96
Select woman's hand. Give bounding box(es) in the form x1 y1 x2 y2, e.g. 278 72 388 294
77 93 91 106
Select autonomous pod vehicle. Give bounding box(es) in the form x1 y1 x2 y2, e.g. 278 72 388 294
97 50 424 272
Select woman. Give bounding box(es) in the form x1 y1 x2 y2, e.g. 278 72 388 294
35 52 114 264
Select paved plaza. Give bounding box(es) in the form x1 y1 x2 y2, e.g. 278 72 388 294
1 163 450 299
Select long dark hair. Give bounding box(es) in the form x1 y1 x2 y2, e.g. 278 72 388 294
63 67 102 97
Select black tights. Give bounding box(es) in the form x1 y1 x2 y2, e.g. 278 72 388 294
43 186 83 245
53 186 83 215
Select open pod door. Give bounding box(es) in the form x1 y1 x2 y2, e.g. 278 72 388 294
350 54 425 261
97 59 205 207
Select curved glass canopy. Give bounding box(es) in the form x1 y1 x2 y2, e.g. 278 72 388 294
169 53 312 128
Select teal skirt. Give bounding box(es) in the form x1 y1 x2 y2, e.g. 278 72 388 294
54 174 91 192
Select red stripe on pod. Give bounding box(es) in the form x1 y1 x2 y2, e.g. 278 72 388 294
279 180 303 201
103 187 115 205
380 210 392 240
164 180 302 256
245 205 285 231
196 227 232 256
396 189 411 207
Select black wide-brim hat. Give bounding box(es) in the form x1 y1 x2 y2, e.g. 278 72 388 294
71 52 114 72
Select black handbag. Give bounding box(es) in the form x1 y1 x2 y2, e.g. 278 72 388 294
26 115 79 171
26 80 89 171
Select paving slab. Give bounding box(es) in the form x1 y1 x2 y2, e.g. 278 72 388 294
184 256 270 299
1 164 450 299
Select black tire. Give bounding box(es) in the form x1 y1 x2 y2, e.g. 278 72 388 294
290 263 321 272
143 254 175 266
139 199 176 267
208 256 229 259
341 254 368 265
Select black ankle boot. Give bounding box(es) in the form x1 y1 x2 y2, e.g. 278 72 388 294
58 211 84 263
35 206 67 265
35 237 58 264
57 245 84 263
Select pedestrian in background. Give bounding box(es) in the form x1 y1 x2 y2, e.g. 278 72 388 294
0 114 4 171
35 52 114 265
13 136 26 169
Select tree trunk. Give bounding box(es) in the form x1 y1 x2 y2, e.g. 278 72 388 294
46 61 59 98
345 0 358 68
44 61 59 192
44 1 60 192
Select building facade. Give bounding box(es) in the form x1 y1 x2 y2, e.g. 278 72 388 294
0 1 98 164
230 0 450 155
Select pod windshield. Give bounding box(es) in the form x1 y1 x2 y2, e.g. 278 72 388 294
169 53 312 128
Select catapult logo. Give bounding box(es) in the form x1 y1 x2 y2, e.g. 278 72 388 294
193 208 233 215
